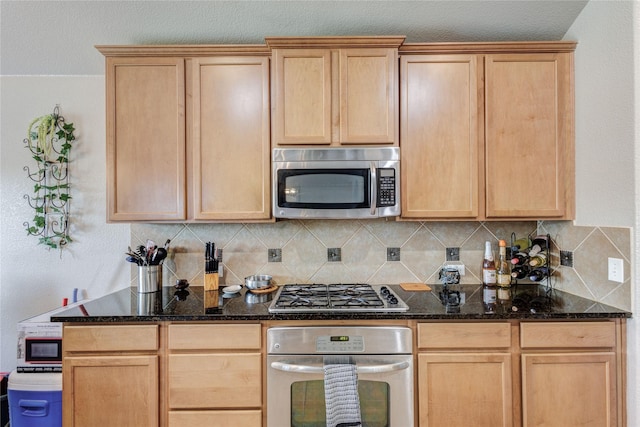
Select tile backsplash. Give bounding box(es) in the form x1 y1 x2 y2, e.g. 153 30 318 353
131 219 632 311
540 220 631 311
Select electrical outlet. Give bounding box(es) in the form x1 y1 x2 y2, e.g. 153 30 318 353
608 257 624 283
443 261 465 276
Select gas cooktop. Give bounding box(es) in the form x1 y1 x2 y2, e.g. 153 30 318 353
268 283 409 313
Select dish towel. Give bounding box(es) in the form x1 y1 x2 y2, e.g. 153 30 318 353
323 356 362 427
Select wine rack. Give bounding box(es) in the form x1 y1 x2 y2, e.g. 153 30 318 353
509 232 552 288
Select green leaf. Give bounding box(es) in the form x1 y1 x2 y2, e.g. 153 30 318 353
33 216 46 227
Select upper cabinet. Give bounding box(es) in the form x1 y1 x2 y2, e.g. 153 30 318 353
484 53 574 218
400 42 576 220
400 54 481 218
105 57 187 221
190 56 271 221
267 36 404 146
98 46 272 222
100 39 576 222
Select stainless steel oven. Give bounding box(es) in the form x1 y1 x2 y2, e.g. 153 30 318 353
267 326 414 427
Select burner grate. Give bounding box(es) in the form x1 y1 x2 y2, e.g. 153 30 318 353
269 283 408 313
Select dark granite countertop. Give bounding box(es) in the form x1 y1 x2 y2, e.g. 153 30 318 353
50 283 631 323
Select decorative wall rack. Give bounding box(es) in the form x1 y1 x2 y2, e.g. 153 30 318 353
23 105 76 250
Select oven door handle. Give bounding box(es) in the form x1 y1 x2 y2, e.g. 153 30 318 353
270 360 410 374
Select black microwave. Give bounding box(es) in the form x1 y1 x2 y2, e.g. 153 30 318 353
272 147 400 219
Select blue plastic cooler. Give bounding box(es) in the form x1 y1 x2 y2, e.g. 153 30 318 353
8 371 61 427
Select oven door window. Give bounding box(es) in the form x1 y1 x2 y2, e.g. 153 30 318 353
277 169 370 209
291 379 389 427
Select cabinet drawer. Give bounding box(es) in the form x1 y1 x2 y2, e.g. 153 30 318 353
168 324 261 350
418 322 511 349
168 353 262 409
168 410 261 427
64 325 158 352
520 321 616 349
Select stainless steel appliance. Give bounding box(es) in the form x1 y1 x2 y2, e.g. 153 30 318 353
267 326 414 427
272 147 400 219
268 283 409 313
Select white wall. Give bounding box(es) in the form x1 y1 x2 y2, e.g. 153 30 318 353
0 76 130 370
566 1 638 424
565 1 636 228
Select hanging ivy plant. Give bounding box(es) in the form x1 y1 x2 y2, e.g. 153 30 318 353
23 106 76 250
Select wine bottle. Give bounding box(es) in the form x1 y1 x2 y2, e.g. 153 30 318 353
529 252 547 267
529 267 549 282
482 241 497 311
511 264 530 280
496 239 511 288
510 252 528 266
482 241 497 286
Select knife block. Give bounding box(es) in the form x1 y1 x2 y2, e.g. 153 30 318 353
204 289 221 312
204 272 219 291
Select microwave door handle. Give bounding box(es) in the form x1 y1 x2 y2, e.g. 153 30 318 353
370 162 377 215
270 360 409 374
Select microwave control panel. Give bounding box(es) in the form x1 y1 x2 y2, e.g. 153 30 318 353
377 168 396 206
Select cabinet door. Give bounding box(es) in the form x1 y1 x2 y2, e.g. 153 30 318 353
418 353 513 427
340 48 398 144
63 355 158 427
106 57 186 221
400 55 480 218
272 48 332 145
191 57 271 220
521 352 617 427
485 53 574 218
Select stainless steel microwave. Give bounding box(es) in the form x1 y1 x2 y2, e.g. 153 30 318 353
272 147 400 219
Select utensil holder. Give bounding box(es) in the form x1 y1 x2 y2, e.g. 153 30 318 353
137 290 162 315
138 265 162 293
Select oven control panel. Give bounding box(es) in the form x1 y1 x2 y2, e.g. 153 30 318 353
316 335 365 352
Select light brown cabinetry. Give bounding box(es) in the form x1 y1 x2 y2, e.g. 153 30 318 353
520 321 620 427
415 320 624 427
99 46 271 222
485 53 574 218
417 322 514 427
190 57 271 220
61 318 625 427
105 57 186 221
400 42 575 220
167 324 262 427
268 37 403 146
400 54 481 218
62 325 160 427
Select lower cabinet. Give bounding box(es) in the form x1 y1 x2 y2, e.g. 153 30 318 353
62 320 624 427
167 324 262 427
520 322 619 427
62 325 160 427
417 320 624 427
417 322 514 427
